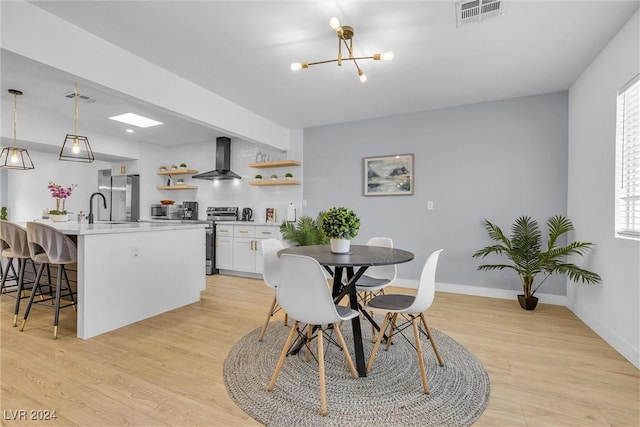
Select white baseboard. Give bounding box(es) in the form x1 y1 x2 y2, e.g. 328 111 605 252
569 301 640 369
393 279 569 306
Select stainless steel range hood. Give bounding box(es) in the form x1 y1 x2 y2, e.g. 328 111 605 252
192 137 241 180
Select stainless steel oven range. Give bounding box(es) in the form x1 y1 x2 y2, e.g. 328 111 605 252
206 207 238 274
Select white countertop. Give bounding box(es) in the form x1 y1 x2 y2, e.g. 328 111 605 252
215 221 281 226
24 219 206 236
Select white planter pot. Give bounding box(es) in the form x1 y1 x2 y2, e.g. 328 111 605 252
50 214 68 222
330 238 351 254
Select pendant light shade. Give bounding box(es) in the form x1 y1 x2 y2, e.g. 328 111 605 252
59 82 95 163
0 89 35 170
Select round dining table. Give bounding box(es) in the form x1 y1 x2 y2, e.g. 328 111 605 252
278 244 414 377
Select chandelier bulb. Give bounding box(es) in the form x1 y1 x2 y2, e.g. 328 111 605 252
358 70 367 83
291 62 302 71
72 140 81 154
382 51 394 61
10 149 19 164
329 17 341 31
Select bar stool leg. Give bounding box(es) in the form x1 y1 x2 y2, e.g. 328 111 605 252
61 266 77 310
20 263 47 332
53 265 63 339
0 257 14 293
12 258 27 326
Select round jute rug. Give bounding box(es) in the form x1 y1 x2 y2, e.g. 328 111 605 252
224 319 490 427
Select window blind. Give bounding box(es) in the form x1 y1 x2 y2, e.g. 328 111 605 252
615 74 640 238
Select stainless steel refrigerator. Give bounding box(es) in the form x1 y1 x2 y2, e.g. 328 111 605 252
97 169 140 222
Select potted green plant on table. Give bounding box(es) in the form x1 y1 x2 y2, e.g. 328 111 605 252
321 207 360 253
0 206 7 221
280 212 328 246
472 215 601 310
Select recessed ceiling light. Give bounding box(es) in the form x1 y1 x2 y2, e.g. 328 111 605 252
109 113 163 128
126 129 134 133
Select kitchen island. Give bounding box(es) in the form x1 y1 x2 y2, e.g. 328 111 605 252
26 220 206 339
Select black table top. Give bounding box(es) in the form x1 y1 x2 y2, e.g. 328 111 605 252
278 244 414 267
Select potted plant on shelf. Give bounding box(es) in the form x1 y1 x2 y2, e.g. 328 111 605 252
159 165 167 172
180 163 187 170
48 181 77 222
270 174 278 180
254 174 263 180
285 172 293 179
280 212 328 246
176 178 185 185
472 215 601 310
171 164 178 171
321 207 360 253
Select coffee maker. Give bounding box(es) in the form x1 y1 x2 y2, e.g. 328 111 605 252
241 207 253 221
182 201 199 220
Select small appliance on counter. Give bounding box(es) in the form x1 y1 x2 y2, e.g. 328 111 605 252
150 203 183 219
182 201 199 220
241 207 253 221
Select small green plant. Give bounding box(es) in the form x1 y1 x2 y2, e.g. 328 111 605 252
270 174 278 179
321 207 360 239
0 206 7 221
176 178 185 184
280 212 328 246
180 163 187 168
255 174 263 179
171 164 178 169
285 172 293 178
159 165 167 171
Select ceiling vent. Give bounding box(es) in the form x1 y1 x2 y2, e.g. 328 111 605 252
64 91 97 103
456 0 504 27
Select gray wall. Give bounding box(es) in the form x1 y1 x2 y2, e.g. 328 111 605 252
303 91 569 294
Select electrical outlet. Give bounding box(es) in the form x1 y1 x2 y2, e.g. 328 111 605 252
427 201 434 210
302 199 308 207
131 246 139 258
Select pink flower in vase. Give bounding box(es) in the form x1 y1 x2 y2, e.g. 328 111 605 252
48 181 77 213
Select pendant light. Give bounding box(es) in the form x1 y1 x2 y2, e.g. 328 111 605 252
0 89 35 170
59 82 95 163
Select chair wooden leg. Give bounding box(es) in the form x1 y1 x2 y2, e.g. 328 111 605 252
259 296 278 342
412 317 429 394
53 265 63 339
317 325 327 416
305 324 312 362
333 322 358 378
283 312 288 327
367 313 390 373
267 322 299 391
385 313 399 351
12 258 27 327
420 313 444 366
20 263 49 332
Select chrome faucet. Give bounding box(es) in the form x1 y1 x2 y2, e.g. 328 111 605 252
88 192 107 224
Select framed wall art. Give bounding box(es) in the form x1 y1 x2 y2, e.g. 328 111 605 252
363 153 414 196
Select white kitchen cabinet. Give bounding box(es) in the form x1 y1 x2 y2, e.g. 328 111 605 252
215 225 233 270
225 224 281 274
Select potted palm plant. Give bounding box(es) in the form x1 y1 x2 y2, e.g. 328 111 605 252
321 207 360 253
472 215 601 310
280 212 328 246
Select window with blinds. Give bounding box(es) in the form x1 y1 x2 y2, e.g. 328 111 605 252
615 74 640 238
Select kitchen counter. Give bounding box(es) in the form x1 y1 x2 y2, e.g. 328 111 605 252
25 219 206 339
33 219 207 235
216 220 281 226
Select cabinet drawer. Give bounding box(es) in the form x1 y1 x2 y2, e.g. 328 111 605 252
216 225 233 235
234 226 255 237
255 226 281 239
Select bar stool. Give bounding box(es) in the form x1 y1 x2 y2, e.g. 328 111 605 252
0 221 41 326
21 222 77 339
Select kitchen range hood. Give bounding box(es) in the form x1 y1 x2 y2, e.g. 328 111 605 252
192 137 241 180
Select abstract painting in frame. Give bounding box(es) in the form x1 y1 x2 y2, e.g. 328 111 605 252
363 154 414 196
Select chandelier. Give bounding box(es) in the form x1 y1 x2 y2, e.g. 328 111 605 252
0 89 35 170
59 82 95 163
291 17 393 83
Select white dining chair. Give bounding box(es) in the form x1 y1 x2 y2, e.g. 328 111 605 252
365 249 445 394
267 253 359 417
258 238 288 341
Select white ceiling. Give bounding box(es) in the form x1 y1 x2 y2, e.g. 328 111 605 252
2 1 639 149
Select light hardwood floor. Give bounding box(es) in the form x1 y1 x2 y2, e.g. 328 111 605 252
1 274 638 426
